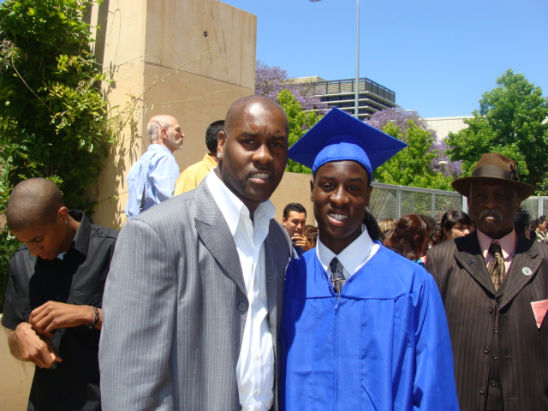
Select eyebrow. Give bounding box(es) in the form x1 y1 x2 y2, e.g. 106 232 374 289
319 176 366 183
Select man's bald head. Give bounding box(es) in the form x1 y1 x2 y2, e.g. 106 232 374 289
224 96 288 137
147 114 184 153
147 115 176 142
6 178 64 232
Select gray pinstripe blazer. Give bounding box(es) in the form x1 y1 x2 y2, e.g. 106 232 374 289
99 181 291 411
426 232 548 411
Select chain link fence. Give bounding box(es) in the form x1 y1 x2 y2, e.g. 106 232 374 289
369 182 547 221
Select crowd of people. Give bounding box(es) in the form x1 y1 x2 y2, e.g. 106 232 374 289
3 96 548 411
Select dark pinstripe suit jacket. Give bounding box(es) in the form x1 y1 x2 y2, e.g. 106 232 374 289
99 181 291 411
426 232 548 411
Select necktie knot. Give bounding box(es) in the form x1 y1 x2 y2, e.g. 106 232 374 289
329 257 345 294
489 241 502 257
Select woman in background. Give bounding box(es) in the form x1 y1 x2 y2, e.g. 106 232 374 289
385 214 431 266
438 210 473 243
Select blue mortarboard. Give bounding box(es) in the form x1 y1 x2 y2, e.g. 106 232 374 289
288 107 407 180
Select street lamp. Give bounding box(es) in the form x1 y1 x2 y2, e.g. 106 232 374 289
311 0 361 119
354 0 360 118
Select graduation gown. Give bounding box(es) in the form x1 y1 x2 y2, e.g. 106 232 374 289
281 245 459 411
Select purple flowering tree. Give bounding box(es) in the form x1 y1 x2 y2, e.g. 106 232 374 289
255 60 327 112
368 108 461 178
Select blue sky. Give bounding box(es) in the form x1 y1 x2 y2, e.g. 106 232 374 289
221 0 547 118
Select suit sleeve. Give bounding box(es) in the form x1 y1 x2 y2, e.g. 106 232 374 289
413 274 460 411
99 219 177 411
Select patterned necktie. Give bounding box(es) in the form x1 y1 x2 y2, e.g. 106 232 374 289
487 241 505 291
329 257 346 294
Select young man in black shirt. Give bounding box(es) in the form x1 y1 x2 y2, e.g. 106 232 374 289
2 178 117 411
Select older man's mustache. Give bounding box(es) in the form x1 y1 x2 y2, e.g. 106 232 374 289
478 209 503 221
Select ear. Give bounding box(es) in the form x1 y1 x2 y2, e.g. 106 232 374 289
216 130 227 160
309 179 315 202
56 206 70 223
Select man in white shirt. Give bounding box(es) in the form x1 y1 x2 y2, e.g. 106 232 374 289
99 96 291 411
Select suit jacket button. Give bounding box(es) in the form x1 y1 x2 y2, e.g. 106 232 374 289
483 346 490 354
238 302 248 313
480 387 486 395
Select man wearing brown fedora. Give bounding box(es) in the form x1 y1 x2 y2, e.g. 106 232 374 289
426 153 548 411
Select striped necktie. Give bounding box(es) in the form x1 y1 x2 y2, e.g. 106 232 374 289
487 241 505 291
329 257 346 294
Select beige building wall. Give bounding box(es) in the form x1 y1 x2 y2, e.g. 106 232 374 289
424 116 472 142
0 322 34 410
88 0 257 228
272 172 316 226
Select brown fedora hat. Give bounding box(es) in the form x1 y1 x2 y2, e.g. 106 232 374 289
452 153 534 201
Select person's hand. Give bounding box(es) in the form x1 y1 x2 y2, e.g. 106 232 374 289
9 322 62 368
291 234 308 249
29 301 95 337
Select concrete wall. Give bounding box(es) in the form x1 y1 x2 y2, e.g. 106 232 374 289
272 172 316 226
0 323 34 410
88 0 257 228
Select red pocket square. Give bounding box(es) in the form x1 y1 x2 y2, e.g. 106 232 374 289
531 299 548 328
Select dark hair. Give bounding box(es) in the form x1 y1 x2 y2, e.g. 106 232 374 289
363 210 381 241
514 207 532 238
7 178 64 231
439 210 473 242
283 203 306 219
386 214 430 260
205 120 224 154
532 215 547 231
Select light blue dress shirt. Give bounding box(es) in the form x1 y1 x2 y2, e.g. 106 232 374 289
125 144 180 219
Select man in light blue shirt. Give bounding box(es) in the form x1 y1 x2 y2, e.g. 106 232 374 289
125 115 185 218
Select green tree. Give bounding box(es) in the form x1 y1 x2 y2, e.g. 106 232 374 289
446 69 548 192
276 89 321 174
0 0 113 310
374 121 453 190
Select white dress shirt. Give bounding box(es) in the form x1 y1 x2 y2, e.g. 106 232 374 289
317 224 380 280
206 171 275 411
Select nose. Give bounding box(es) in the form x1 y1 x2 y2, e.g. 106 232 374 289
330 186 348 206
252 143 273 164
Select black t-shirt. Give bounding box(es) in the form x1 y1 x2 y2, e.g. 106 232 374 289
2 211 117 411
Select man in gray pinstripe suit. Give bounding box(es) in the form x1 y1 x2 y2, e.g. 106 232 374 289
99 96 291 411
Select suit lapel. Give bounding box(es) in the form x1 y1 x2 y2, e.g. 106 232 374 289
500 237 539 309
455 233 497 294
193 183 246 296
263 220 287 333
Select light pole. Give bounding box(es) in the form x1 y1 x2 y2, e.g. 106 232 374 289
310 0 361 119
354 0 360 118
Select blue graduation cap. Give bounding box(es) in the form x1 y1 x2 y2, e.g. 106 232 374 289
288 107 407 180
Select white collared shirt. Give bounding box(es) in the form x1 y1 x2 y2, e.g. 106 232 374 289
206 171 275 411
317 225 380 279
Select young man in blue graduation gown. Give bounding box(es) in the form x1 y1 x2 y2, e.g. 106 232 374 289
281 107 459 411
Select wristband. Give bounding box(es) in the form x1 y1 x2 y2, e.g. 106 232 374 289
88 306 99 329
